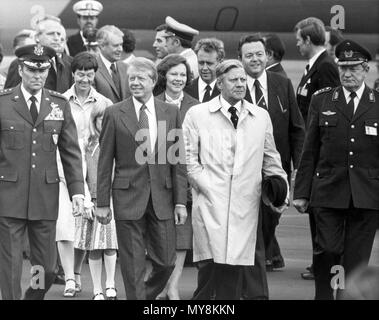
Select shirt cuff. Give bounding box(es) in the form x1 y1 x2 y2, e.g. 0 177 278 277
73 194 85 200
175 204 186 208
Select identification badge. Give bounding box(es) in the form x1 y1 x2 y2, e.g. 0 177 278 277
298 86 308 97
52 134 59 144
365 126 377 136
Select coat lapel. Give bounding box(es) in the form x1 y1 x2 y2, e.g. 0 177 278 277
352 85 375 123
35 89 53 127
11 85 34 125
266 73 282 115
120 97 139 141
97 57 120 100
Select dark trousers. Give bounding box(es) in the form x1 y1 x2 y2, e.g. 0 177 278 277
262 202 284 264
241 208 269 299
192 260 243 300
0 217 57 300
313 207 378 300
308 208 318 271
115 197 176 300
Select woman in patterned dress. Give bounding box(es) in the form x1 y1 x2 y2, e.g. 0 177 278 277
75 101 118 300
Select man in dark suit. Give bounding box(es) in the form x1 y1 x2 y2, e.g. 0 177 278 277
0 44 84 300
185 38 224 102
67 0 103 57
94 25 130 103
239 34 305 299
294 17 341 280
264 33 288 79
5 16 73 94
294 40 378 300
95 57 187 300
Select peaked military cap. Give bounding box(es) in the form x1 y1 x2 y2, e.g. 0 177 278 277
15 44 55 70
165 16 199 42
73 0 103 16
336 39 372 66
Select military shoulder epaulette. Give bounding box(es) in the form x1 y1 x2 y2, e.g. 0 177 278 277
314 87 332 96
48 89 67 100
0 88 14 96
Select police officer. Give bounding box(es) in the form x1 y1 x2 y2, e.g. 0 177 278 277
164 16 199 79
0 44 84 300
67 0 103 57
293 40 379 300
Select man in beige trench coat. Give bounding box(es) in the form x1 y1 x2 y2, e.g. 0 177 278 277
182 59 288 300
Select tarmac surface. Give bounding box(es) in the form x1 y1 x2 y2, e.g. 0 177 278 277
8 206 379 300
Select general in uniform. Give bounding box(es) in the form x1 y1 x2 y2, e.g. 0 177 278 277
0 44 84 300
293 40 379 300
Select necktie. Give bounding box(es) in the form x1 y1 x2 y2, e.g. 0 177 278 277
304 64 310 75
110 63 121 97
29 96 38 123
139 104 150 155
346 91 357 120
202 85 212 102
228 106 238 129
254 80 266 109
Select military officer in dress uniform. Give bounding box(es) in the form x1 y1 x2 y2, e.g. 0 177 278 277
0 44 84 300
67 0 103 57
164 16 199 80
293 40 379 300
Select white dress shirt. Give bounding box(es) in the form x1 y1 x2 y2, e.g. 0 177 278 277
342 83 365 113
99 52 116 76
198 77 217 102
133 95 157 152
247 71 268 108
21 85 43 113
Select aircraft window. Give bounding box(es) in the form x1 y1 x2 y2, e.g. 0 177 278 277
215 7 238 31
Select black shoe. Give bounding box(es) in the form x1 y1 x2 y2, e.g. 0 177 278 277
265 260 274 272
306 265 313 273
54 274 66 285
272 259 285 269
301 271 315 280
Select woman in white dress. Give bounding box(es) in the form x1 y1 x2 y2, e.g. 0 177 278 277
57 52 113 297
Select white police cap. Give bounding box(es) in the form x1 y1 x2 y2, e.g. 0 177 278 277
73 0 103 17
165 16 199 42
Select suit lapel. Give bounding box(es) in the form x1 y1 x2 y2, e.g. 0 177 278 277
352 85 375 123
154 99 170 155
120 98 140 141
244 87 253 103
118 62 128 100
35 89 53 127
211 84 220 99
267 73 282 115
332 87 351 121
97 57 120 100
12 85 34 125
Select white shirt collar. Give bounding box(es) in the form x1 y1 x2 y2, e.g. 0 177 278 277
64 84 98 105
266 62 280 71
198 77 216 92
21 85 42 107
99 53 114 74
342 83 365 102
247 71 267 92
220 95 242 114
165 91 184 107
309 48 326 70
133 95 155 118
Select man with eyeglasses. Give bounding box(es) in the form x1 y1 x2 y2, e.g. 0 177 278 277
293 40 379 300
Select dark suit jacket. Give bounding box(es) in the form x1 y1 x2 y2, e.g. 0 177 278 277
0 85 84 220
245 71 305 176
93 56 130 104
184 78 220 102
4 54 74 94
296 50 340 124
96 96 187 220
294 85 379 210
67 32 86 58
266 63 288 79
155 91 200 124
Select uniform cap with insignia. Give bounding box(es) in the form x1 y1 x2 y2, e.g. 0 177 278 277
336 39 372 66
15 44 55 70
165 16 199 42
73 0 103 17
